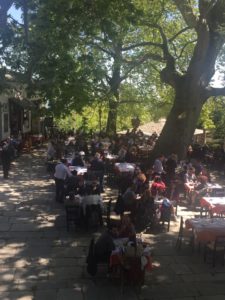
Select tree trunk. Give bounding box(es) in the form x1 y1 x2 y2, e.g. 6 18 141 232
153 80 204 159
106 100 118 135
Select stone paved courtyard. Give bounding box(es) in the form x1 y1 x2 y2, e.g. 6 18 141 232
0 148 225 300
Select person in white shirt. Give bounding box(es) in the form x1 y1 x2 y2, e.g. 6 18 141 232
47 140 56 160
153 154 165 176
54 158 72 202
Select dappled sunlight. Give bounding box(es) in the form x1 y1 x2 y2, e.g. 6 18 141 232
0 147 224 299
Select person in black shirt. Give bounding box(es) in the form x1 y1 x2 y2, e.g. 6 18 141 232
94 227 117 262
90 152 105 192
1 140 14 179
72 152 85 166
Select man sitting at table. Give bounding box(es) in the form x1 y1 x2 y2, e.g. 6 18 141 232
184 167 197 183
190 175 208 206
90 152 105 192
71 151 85 166
65 170 80 195
152 154 165 177
122 184 137 215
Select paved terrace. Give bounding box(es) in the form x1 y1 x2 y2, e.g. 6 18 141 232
0 148 225 300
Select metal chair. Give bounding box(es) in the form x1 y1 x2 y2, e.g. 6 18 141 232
204 235 225 267
175 216 194 250
160 205 172 231
65 204 82 231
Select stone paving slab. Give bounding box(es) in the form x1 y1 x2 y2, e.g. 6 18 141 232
0 149 225 300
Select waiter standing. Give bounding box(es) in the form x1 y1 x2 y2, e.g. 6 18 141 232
54 158 72 202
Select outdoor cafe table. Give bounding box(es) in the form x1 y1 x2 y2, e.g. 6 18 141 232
65 194 104 216
69 166 88 175
200 196 225 215
185 218 225 243
114 162 136 174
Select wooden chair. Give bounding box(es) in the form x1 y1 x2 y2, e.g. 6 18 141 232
160 204 172 231
85 204 103 230
204 235 225 267
175 216 194 250
106 199 112 228
65 205 82 231
200 206 210 218
120 256 145 293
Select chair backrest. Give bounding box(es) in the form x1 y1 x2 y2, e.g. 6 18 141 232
85 204 102 228
106 199 112 227
215 236 225 249
178 216 184 236
161 204 172 222
114 193 124 215
123 256 145 285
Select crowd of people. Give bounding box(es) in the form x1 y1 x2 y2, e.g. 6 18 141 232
44 128 221 235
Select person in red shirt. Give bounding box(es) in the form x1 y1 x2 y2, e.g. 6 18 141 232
150 176 166 197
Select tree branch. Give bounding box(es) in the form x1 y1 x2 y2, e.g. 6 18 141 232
120 53 164 81
122 41 162 52
178 39 197 59
88 42 114 57
168 26 191 42
173 0 198 28
205 86 225 98
199 0 218 18
119 99 142 104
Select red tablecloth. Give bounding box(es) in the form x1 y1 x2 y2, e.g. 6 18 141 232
185 218 225 243
200 196 225 215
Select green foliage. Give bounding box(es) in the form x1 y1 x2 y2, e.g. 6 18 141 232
198 99 216 130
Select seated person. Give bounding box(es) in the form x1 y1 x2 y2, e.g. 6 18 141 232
122 184 137 213
137 188 155 228
72 152 85 166
117 145 127 162
133 172 147 195
86 180 101 195
76 178 87 195
94 226 118 262
190 176 208 206
118 215 136 240
184 167 197 183
65 170 79 195
159 198 174 222
150 176 166 197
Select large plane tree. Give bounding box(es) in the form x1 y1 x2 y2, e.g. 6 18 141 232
148 0 225 158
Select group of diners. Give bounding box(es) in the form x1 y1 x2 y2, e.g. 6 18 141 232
48 127 225 233
86 214 152 279
46 128 158 166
